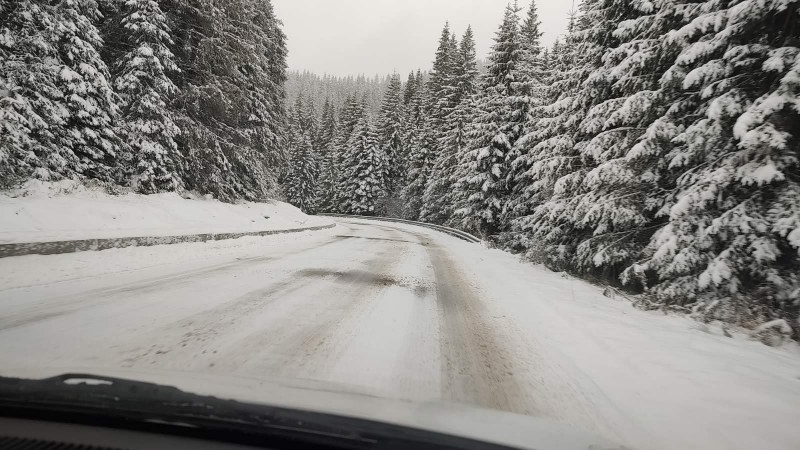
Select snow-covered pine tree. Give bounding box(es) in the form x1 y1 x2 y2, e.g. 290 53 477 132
554 0 665 280
375 72 406 213
504 40 577 256
239 0 289 195
113 0 182 193
315 98 338 212
341 117 385 215
403 71 418 106
332 95 366 211
447 25 480 157
626 0 800 325
165 0 287 201
280 98 299 182
285 123 319 214
317 98 337 151
419 25 460 223
316 143 338 212
519 0 543 59
419 24 460 224
552 0 703 279
501 0 547 246
299 95 319 147
166 0 240 200
42 0 123 183
401 78 436 220
401 125 437 221
0 0 65 185
439 30 460 129
422 26 479 226
426 22 458 134
514 0 545 111
2 0 127 185
53 0 125 181
513 0 618 268
452 2 525 237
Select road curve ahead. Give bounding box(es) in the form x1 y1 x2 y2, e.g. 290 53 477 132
2 218 798 450
0 219 543 417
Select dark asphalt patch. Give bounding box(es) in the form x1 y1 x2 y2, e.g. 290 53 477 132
334 235 417 244
297 268 432 296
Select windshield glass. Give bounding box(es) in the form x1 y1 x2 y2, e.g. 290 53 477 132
1 1 799 450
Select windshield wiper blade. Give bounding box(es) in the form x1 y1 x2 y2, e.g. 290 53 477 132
0 373 377 446
0 373 515 450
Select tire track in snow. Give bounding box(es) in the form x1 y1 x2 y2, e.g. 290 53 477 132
0 234 355 332
118 275 316 368
418 233 537 415
211 225 413 377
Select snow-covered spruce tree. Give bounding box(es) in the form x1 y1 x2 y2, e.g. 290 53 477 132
426 22 458 135
419 24 464 224
401 122 437 220
299 95 319 146
0 0 63 185
165 0 239 200
317 98 337 153
625 0 800 326
376 73 405 179
505 41 576 256
340 117 386 216
1 0 122 183
501 0 547 246
519 0 543 62
165 0 287 201
257 0 289 176
418 23 459 223
113 0 182 193
285 124 319 214
375 72 406 215
513 0 619 268
554 0 704 278
439 26 480 228
545 0 693 280
331 95 366 212
401 78 436 220
290 95 318 157
315 98 338 212
403 71 419 106
315 141 338 212
452 2 525 237
54 0 123 181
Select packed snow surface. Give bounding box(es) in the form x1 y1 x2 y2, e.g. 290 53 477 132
0 180 331 243
0 216 798 450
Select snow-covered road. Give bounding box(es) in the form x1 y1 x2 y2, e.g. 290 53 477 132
0 220 527 411
1 219 799 450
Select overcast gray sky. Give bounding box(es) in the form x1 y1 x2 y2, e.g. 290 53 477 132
272 0 574 77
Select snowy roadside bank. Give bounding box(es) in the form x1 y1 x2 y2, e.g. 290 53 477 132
0 180 334 256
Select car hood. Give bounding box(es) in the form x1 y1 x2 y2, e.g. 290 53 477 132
0 366 623 450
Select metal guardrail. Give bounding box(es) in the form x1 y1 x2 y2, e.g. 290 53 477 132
320 213 482 243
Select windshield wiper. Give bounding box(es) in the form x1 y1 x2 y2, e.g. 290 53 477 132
0 373 514 450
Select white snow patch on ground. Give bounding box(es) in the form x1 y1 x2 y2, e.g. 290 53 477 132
0 180 331 243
